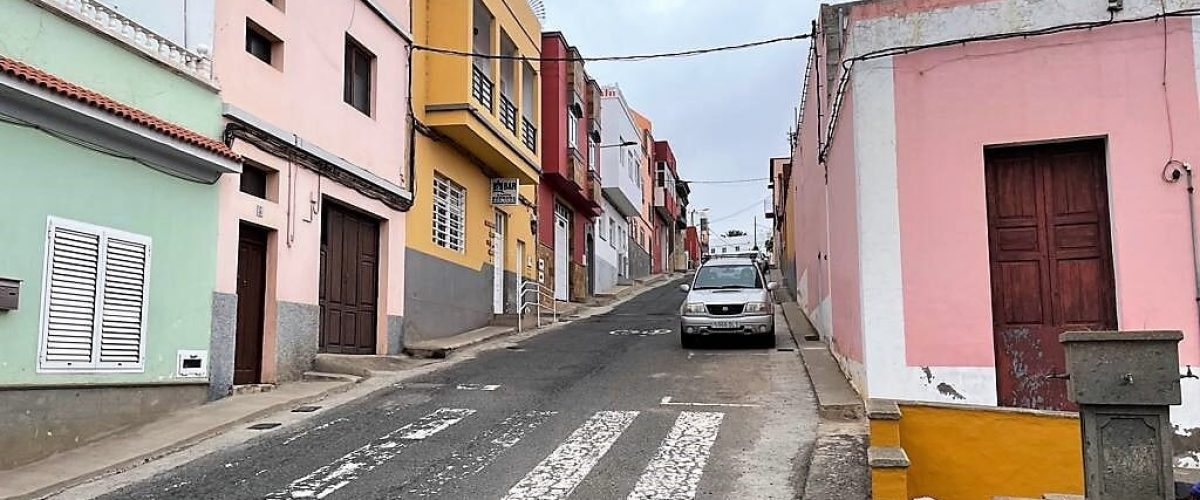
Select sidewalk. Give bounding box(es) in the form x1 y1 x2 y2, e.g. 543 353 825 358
769 269 870 500
1 274 678 500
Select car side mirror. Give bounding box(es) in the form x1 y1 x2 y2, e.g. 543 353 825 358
767 282 778 291
679 284 691 293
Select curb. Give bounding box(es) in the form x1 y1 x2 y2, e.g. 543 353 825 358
19 380 359 500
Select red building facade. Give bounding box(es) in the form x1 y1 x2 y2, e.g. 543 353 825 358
651 140 679 274
538 32 602 301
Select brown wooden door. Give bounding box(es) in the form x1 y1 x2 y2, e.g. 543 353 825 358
986 140 1117 411
319 202 379 354
234 225 268 385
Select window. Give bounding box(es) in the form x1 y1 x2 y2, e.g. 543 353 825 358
609 217 615 246
433 174 466 252
588 139 597 169
245 20 280 68
239 162 274 200
39 218 151 371
567 113 579 149
344 35 375 116
598 217 606 240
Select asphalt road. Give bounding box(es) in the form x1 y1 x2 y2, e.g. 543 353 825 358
95 280 819 500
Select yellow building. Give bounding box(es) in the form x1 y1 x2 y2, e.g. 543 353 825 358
406 0 542 341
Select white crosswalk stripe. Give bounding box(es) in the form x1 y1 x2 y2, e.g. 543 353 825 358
626 411 725 500
501 410 640 500
266 408 474 500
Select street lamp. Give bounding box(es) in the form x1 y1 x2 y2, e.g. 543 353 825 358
598 140 637 149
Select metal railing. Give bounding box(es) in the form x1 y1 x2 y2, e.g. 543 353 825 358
521 117 537 151
518 280 557 332
500 94 518 133
472 64 494 110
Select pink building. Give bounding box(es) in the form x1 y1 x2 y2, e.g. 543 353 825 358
790 0 1200 447
209 0 412 396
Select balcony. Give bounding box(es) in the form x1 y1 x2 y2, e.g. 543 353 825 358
522 116 537 152
586 170 603 216
654 186 679 221
472 65 494 111
500 94 517 134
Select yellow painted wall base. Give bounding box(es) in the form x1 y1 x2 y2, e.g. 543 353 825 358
870 418 901 447
871 468 909 500
895 402 1084 500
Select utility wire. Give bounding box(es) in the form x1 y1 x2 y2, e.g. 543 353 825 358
707 196 770 224
684 177 770 184
818 7 1200 163
414 33 812 62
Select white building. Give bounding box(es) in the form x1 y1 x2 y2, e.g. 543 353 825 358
593 85 644 292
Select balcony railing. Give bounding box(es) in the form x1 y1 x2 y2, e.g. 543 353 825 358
472 64 494 111
521 116 537 152
34 0 215 85
500 94 518 134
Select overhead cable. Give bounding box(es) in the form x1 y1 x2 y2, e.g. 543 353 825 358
414 33 812 62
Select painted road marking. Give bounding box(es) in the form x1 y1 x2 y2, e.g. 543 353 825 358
267 408 474 499
659 397 760 408
627 411 725 500
502 410 640 500
456 384 501 391
282 417 349 446
399 410 557 497
608 329 672 337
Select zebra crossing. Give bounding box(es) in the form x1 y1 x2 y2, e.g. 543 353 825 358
268 407 731 500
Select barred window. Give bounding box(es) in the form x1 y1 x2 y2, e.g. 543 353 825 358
433 174 466 252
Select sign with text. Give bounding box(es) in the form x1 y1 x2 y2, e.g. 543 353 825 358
491 178 519 206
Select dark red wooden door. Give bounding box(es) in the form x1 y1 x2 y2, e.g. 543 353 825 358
319 202 379 354
986 140 1117 411
234 225 268 385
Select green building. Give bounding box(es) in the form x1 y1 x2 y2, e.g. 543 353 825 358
0 0 238 469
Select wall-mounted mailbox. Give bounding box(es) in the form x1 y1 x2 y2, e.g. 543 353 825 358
0 277 20 311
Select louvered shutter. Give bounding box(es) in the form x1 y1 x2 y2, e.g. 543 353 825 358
42 227 101 367
98 237 148 367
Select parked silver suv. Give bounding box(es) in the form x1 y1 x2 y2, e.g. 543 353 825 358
678 258 777 348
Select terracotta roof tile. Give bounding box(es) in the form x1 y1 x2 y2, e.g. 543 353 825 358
0 56 239 161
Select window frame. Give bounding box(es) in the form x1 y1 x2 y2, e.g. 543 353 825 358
344 34 375 116
432 174 467 252
245 19 281 69
37 217 152 373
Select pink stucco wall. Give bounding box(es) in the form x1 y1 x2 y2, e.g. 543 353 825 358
893 19 1200 366
791 44 865 363
211 0 410 361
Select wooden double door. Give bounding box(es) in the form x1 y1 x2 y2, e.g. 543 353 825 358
985 140 1117 411
319 201 380 354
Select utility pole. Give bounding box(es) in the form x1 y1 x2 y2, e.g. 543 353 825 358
753 216 758 249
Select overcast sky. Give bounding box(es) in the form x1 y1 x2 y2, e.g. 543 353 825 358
543 0 816 247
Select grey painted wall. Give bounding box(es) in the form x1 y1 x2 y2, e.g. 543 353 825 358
208 292 237 400
0 384 207 470
276 301 319 382
594 258 619 294
387 314 405 355
628 237 651 279
405 248 494 342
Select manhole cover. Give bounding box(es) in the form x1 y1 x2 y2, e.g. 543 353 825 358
247 423 282 430
292 405 322 413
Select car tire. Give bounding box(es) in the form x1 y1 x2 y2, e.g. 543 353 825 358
756 331 776 348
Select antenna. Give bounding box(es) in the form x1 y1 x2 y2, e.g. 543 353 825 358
528 0 547 21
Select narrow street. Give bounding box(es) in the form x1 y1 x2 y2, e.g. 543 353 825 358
92 282 818 500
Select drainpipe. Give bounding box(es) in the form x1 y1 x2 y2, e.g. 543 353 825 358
1166 160 1200 345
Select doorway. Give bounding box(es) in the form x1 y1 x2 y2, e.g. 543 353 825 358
985 139 1116 410
493 210 507 314
234 224 268 385
554 204 570 301
319 201 380 354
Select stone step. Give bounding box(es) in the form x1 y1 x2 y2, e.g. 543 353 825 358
302 371 362 384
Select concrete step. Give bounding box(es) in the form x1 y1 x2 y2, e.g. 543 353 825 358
231 383 275 395
798 341 864 421
313 354 430 378
404 325 515 359
302 371 363 384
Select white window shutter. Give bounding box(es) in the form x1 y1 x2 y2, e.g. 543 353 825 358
42 227 101 366
98 237 149 367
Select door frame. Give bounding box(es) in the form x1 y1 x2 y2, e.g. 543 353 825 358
984 138 1117 410
234 223 269 385
319 199 381 354
493 210 507 314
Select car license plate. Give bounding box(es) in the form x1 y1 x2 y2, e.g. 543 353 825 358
713 321 737 329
